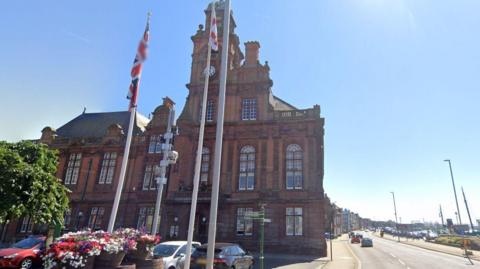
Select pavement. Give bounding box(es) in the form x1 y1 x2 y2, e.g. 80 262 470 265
323 235 359 269
252 252 328 269
324 231 480 269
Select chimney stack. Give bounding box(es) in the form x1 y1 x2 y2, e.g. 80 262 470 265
244 41 260 66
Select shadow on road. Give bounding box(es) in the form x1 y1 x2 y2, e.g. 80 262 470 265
252 253 326 269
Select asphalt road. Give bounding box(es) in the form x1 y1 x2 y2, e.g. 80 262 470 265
349 232 480 269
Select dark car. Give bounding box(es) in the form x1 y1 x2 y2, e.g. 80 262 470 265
190 243 254 269
0 236 45 269
361 237 373 247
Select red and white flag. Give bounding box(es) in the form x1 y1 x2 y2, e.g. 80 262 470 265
209 2 218 51
127 16 150 111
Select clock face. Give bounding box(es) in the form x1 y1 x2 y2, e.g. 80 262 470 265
203 65 216 77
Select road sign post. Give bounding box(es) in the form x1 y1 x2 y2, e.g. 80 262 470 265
245 205 267 269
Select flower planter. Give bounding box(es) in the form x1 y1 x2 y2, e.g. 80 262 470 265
94 251 126 268
54 256 95 269
127 242 151 261
135 258 163 269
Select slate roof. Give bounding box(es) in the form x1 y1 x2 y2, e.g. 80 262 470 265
56 111 150 138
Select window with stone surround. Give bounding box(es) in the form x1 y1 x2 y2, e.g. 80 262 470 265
65 153 82 185
241 98 257 120
286 144 303 190
239 146 255 191
20 216 34 233
142 164 158 190
286 207 303 236
87 207 105 230
137 207 156 233
236 208 253 236
98 152 117 184
148 135 162 154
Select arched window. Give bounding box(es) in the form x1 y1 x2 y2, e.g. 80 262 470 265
239 146 255 190
286 144 303 190
201 147 210 183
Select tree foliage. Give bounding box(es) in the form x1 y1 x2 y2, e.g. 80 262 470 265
0 140 70 226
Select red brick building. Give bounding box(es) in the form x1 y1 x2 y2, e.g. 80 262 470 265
1 2 327 255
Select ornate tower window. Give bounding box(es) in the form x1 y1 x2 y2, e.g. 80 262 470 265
241 98 257 120
201 147 210 183
206 99 215 122
286 144 303 190
239 146 255 191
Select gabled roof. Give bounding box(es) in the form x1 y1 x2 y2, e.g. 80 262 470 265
56 111 149 139
272 95 297 111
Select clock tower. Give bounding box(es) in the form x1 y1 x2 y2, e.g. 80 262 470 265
180 1 244 124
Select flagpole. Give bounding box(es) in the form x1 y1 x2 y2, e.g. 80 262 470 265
183 24 213 269
107 13 150 233
108 105 136 232
206 0 230 268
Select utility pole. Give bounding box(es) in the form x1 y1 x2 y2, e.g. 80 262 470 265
444 159 462 225
461 187 475 231
152 101 178 235
439 204 445 227
390 192 400 242
259 204 266 269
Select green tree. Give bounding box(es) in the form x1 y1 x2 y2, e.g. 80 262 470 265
0 140 69 226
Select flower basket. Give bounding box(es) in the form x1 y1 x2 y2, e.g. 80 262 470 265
128 242 151 261
94 251 126 268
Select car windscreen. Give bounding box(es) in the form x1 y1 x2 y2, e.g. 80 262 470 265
12 238 42 249
153 244 179 257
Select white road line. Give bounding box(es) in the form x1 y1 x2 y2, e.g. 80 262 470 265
345 241 363 269
398 259 406 266
390 253 397 258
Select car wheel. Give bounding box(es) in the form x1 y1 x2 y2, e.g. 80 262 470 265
20 258 33 269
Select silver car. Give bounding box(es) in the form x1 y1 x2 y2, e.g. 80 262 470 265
153 241 201 269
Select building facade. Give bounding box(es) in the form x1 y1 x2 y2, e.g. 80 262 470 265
1 2 327 255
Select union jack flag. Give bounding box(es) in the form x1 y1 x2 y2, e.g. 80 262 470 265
127 15 150 111
209 2 218 51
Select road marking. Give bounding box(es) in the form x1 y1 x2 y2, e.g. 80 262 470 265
345 241 362 269
390 253 396 258
398 259 406 266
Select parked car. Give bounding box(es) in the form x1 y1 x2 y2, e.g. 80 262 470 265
153 241 201 269
0 236 45 269
190 243 254 269
361 237 373 247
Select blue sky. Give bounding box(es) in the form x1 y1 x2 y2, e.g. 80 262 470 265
1 0 479 224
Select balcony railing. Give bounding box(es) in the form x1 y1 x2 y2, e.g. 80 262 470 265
273 106 320 120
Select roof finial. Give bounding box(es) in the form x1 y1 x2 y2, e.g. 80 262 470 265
83 106 87 114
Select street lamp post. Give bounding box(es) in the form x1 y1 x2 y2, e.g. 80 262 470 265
444 159 462 226
390 192 400 242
